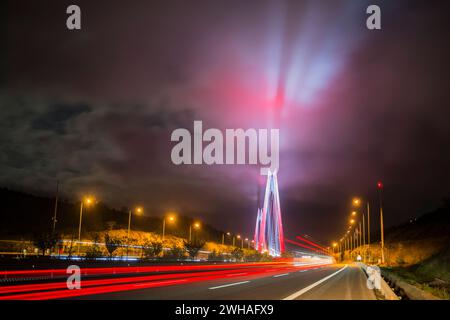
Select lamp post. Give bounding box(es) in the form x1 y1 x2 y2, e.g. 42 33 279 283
367 201 371 246
222 232 230 245
78 196 94 256
189 222 200 242
127 206 143 258
236 235 242 248
162 214 176 241
377 181 385 264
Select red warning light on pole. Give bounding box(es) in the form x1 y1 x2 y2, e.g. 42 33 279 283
377 181 383 189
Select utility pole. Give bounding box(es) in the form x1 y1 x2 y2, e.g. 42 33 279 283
52 180 59 233
362 213 366 262
359 222 362 255
127 210 132 258
367 202 371 245
377 182 385 264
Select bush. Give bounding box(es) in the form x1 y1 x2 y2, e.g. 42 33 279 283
164 245 185 260
184 240 205 260
208 249 223 262
32 232 60 256
104 232 123 258
85 235 103 260
231 248 244 262
143 241 163 259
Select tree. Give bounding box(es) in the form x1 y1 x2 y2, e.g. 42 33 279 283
164 245 185 260
208 249 223 262
143 240 163 259
231 247 244 262
183 240 205 260
85 235 103 260
104 232 122 258
32 232 60 256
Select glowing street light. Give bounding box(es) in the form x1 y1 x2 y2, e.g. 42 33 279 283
126 206 143 258
352 198 361 207
350 219 355 224
236 235 243 249
189 221 201 242
78 195 95 255
351 211 357 216
162 213 176 241
222 231 231 245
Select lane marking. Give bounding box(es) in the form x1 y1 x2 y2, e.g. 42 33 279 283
299 270 308 273
283 265 348 300
273 273 289 278
226 273 247 277
209 281 250 290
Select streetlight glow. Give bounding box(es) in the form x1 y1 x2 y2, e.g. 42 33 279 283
84 196 95 206
352 198 361 206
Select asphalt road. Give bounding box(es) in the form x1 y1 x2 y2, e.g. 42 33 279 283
81 264 376 300
0 263 377 300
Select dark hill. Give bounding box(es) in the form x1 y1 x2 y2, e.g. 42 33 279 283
0 188 223 242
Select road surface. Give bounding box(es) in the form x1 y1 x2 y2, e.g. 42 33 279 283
0 263 376 300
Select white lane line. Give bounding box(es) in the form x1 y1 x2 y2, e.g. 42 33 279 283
273 273 290 278
283 265 348 300
226 272 247 277
209 281 250 290
299 270 308 273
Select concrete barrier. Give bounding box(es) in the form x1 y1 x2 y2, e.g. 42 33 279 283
358 262 399 300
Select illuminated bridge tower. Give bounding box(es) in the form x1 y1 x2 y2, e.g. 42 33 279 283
254 170 285 257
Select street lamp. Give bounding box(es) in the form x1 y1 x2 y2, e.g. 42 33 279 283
236 235 242 249
78 196 95 255
189 222 200 242
245 238 249 249
377 181 385 264
350 219 355 224
162 213 176 241
222 232 231 245
126 206 143 258
353 198 361 207
332 242 337 254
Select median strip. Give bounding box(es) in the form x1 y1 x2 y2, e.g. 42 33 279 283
283 265 348 300
209 281 250 290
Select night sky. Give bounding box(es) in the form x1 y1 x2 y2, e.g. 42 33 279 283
1 0 449 244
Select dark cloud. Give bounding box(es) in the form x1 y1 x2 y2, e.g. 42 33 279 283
32 103 92 134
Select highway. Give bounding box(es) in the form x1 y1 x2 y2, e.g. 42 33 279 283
0 262 376 300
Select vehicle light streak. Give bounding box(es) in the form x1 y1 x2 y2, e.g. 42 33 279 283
0 263 330 300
